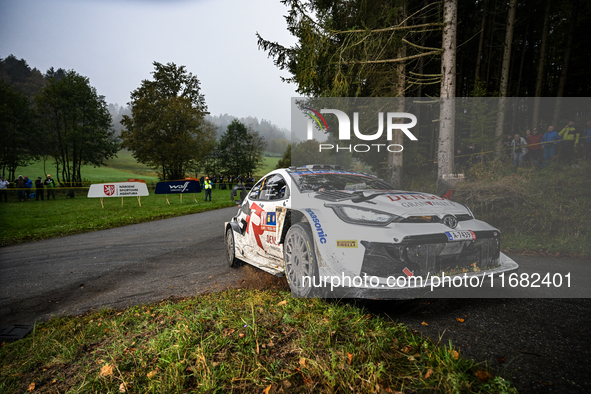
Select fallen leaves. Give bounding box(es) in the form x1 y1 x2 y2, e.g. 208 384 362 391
421 321 429 326
99 364 114 377
299 357 306 368
424 368 433 379
475 370 492 382
347 352 353 365
147 369 158 379
277 300 287 307
263 384 272 394
27 382 35 391
456 318 465 323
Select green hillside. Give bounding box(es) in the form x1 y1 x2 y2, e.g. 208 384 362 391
14 151 280 184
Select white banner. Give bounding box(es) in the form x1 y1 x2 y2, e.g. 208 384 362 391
87 182 149 198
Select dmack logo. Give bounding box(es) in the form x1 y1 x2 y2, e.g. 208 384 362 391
305 108 418 141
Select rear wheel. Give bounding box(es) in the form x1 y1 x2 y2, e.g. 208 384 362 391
283 223 319 297
226 227 239 267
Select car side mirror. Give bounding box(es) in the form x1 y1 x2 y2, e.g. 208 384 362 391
231 184 250 205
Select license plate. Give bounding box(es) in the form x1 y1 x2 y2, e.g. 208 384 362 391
445 230 476 241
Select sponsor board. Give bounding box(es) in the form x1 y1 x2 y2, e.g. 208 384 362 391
88 182 149 198
154 180 201 194
336 240 358 248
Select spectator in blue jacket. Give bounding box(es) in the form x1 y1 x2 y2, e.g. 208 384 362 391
24 175 33 200
541 125 562 166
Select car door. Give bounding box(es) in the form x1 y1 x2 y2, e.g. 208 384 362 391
257 173 289 259
243 173 289 262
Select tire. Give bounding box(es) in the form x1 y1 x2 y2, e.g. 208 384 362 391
226 227 239 267
283 223 319 297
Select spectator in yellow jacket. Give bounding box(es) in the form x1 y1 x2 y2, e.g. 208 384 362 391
559 121 579 164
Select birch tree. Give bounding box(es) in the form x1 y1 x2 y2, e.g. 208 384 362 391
436 0 456 191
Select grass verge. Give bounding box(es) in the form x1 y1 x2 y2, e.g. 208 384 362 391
453 160 591 257
0 289 516 393
405 160 591 257
0 189 236 247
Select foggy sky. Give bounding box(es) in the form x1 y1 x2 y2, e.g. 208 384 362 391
0 0 298 129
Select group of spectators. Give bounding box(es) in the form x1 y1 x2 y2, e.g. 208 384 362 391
0 174 56 202
456 120 591 170
505 120 591 168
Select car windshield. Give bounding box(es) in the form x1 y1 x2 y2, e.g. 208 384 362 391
289 171 394 192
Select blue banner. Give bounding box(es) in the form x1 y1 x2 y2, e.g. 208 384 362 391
155 180 201 194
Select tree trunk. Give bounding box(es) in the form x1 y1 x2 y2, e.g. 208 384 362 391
437 0 457 194
474 0 489 85
532 0 551 129
494 0 517 158
552 1 577 126
388 3 406 189
484 0 498 91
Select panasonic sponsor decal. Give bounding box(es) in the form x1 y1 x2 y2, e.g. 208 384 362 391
305 208 327 244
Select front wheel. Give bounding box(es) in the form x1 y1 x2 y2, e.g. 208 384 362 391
226 227 239 267
283 223 319 297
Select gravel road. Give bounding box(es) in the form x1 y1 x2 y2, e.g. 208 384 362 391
1 207 589 393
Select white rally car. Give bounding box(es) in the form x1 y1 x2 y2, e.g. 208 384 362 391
224 165 518 298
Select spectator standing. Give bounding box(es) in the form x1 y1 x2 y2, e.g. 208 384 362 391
511 134 528 167
203 176 212 201
558 121 579 164
527 128 543 164
541 126 561 166
24 176 33 200
502 134 513 161
15 175 26 202
582 120 591 161
0 176 9 202
45 174 56 200
35 176 44 201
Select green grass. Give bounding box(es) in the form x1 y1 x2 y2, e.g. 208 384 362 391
15 151 160 184
256 156 280 177
2 152 278 247
15 151 280 184
0 188 235 247
0 290 516 393
452 159 591 257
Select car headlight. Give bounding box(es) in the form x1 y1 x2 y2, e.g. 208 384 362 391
458 203 476 219
326 204 402 226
